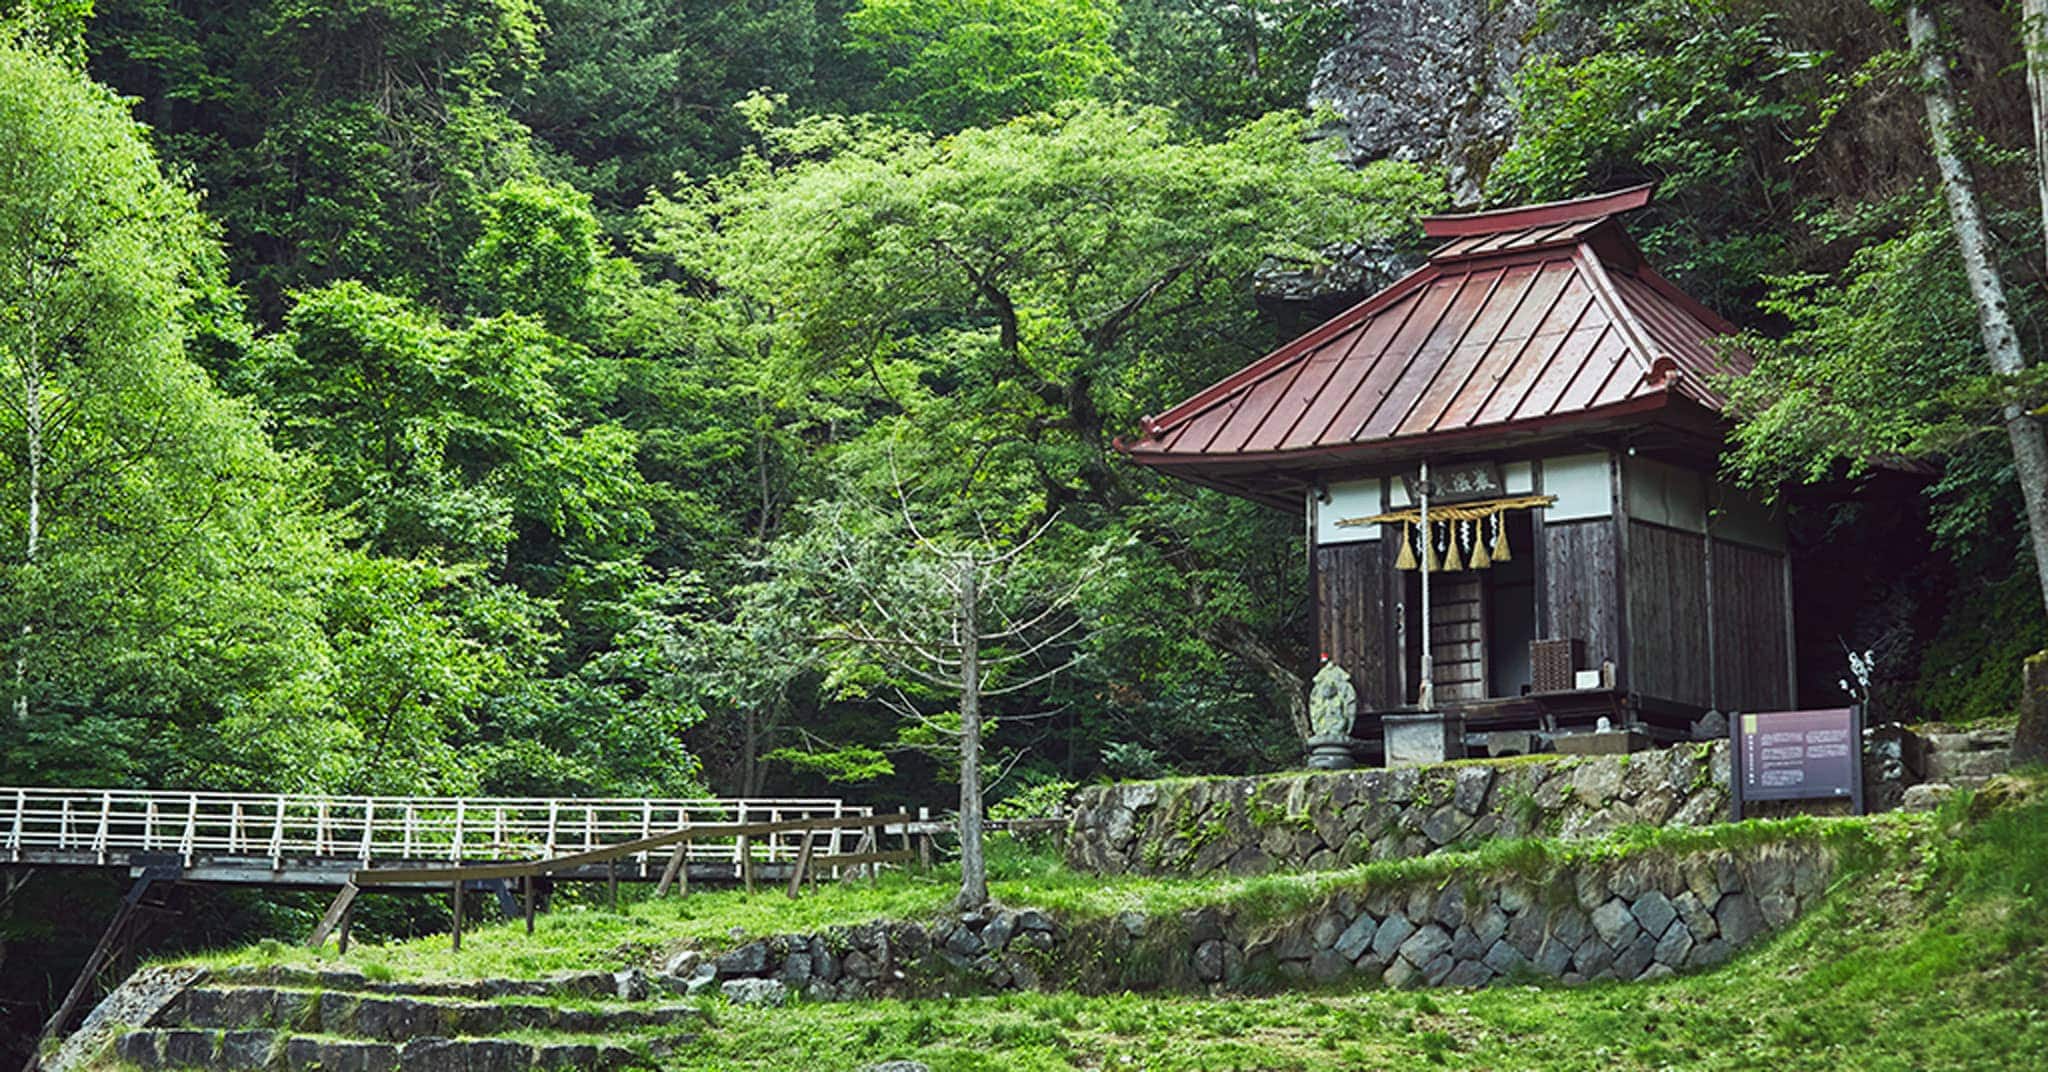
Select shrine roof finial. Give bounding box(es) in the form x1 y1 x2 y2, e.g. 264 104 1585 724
1421 183 1656 239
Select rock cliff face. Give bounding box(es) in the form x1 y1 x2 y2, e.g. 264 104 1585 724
1309 0 1589 203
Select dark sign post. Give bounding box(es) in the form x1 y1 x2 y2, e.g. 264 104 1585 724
1730 706 1864 819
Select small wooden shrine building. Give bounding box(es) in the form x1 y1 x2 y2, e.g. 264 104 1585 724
1120 186 1792 755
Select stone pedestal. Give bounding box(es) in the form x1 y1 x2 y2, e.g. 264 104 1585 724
1555 728 1651 756
1485 730 1542 757
1383 711 1465 767
1304 734 1358 770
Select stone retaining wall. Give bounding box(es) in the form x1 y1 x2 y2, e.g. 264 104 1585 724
678 836 1832 998
1063 745 1731 878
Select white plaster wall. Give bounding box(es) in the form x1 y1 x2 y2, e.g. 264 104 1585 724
1624 455 1707 532
1315 479 1383 544
1541 453 1613 520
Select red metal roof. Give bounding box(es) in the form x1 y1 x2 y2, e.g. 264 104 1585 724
1121 186 1747 496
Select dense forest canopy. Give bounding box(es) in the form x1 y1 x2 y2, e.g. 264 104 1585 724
0 0 2044 812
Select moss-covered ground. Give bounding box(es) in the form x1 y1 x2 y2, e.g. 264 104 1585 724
166 778 2048 1070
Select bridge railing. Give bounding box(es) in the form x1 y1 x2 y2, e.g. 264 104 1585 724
1 787 867 874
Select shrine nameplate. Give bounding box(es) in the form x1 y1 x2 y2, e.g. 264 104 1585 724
1729 706 1864 818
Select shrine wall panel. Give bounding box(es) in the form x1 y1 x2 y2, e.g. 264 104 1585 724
1540 518 1619 683
1713 539 1793 712
1315 539 1399 711
1626 520 1712 709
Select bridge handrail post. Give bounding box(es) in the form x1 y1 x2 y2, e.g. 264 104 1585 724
179 792 198 866
269 798 286 869
9 788 25 861
545 800 559 858
639 801 652 876
92 791 111 864
452 800 465 862
358 798 374 864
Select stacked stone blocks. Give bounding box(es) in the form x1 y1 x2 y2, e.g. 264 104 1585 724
1064 745 1731 878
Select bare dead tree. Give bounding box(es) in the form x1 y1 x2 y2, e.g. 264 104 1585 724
809 487 1093 911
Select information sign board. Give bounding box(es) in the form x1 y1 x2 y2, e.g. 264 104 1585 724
1730 706 1864 819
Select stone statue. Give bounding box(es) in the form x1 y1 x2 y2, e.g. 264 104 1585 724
1305 658 1359 770
1308 658 1358 739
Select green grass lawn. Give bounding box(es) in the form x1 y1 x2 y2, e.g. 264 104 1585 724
172 780 2048 1070
191 813 1873 984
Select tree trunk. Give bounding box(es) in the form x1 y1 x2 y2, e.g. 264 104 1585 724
1205 620 1310 741
953 555 988 911
2026 0 2048 281
14 358 40 725
1908 2 2048 616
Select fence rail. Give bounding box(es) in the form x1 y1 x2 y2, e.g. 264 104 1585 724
1 787 867 876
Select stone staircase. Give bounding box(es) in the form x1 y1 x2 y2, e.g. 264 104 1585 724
1921 726 2015 789
98 967 698 1071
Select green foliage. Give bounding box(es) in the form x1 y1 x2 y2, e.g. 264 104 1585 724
461 181 604 334
87 0 547 312
988 776 1077 820
765 744 898 784
1723 199 1990 486
1116 0 1350 135
1491 0 1860 309
1917 567 2048 725
847 0 1125 131
520 0 828 216
644 99 1437 790
0 30 337 789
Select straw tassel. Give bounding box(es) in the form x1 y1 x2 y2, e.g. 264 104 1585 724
1424 522 1441 572
1395 521 1417 570
1469 516 1492 570
1441 520 1464 571
1490 509 1511 563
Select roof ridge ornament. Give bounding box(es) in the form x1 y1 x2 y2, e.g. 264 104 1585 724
1421 183 1657 239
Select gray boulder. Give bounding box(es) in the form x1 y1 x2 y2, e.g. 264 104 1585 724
721 977 789 1007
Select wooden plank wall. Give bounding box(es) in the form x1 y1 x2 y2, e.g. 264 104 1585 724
1712 539 1792 711
1540 518 1620 677
1314 541 1399 710
1430 573 1486 702
1626 521 1713 709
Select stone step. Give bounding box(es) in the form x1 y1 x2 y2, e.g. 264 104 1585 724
113 1030 649 1071
1924 749 2011 781
207 967 647 1002
1922 728 2014 753
163 986 700 1040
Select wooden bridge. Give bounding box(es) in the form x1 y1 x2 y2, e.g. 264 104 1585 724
10 786 933 1063
2 786 887 887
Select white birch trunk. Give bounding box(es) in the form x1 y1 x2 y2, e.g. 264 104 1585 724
13 350 39 725
953 555 988 911
1908 2 2048 615
2027 0 2048 280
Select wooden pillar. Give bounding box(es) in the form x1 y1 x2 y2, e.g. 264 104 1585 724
450 880 463 953
785 831 816 899
654 843 687 898
34 870 166 1058
308 881 360 949
523 874 536 935
337 895 358 956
